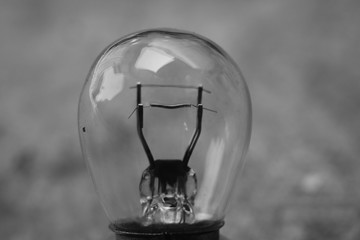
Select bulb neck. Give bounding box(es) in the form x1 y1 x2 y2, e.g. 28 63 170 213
110 220 224 240
113 231 220 240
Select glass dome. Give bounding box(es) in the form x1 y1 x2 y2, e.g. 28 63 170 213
78 29 251 233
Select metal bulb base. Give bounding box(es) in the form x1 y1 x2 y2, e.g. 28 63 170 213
110 220 224 240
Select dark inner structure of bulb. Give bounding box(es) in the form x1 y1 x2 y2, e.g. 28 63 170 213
139 160 197 224
132 83 212 224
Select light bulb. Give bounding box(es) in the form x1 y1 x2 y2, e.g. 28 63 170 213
78 29 251 239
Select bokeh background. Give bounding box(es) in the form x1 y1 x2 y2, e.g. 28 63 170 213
1 0 360 239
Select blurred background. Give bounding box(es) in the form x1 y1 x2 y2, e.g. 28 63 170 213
1 0 360 239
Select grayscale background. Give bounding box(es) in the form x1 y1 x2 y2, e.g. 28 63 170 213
1 0 360 239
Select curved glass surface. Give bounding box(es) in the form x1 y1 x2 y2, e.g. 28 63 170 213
78 29 251 227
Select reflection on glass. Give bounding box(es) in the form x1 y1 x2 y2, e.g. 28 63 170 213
135 47 175 72
92 67 125 103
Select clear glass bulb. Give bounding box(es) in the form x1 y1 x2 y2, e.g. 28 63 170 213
78 29 251 235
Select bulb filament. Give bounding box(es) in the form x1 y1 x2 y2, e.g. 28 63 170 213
132 82 214 224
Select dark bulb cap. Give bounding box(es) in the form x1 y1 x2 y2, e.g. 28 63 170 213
110 220 224 240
